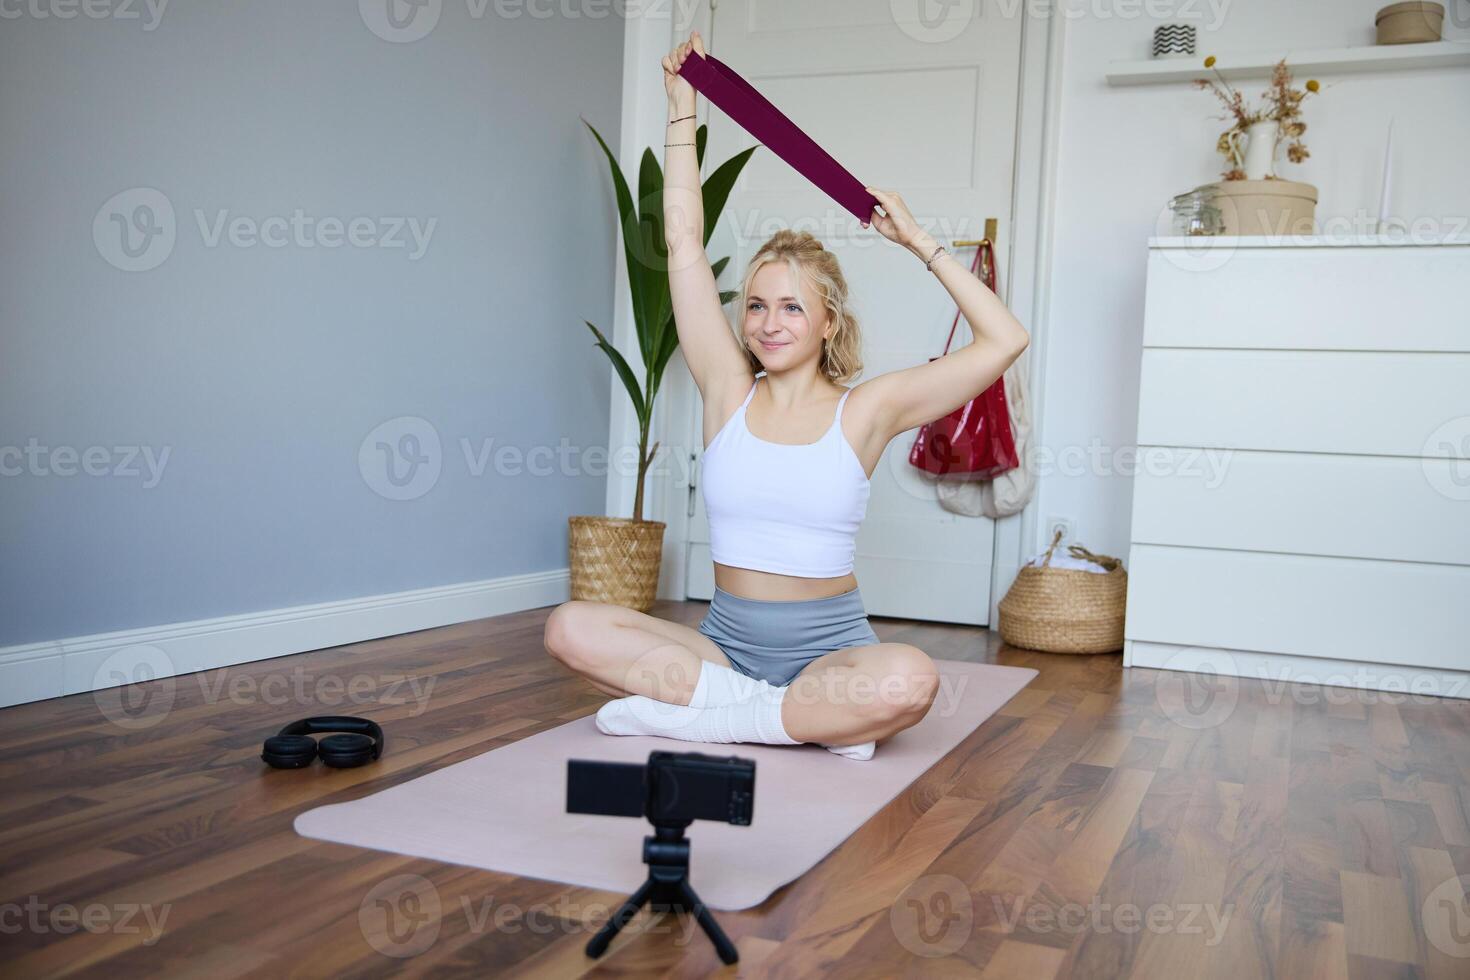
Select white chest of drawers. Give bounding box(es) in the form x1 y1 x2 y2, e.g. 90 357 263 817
1123 235 1470 698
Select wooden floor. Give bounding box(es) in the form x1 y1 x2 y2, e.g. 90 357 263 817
2 597 1468 979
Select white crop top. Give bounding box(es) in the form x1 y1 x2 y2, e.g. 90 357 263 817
700 374 871 578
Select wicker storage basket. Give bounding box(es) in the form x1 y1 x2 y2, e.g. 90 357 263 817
568 516 666 612
998 530 1127 654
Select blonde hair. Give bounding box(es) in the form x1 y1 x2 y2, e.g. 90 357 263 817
735 229 863 384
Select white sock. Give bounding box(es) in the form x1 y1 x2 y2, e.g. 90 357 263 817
695 663 878 761
690 661 768 708
686 660 714 708
596 684 799 746
823 740 876 761
603 666 880 760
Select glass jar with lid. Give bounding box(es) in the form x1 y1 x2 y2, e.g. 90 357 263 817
1168 188 1224 236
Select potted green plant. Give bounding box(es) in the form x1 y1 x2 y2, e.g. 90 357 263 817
569 118 755 611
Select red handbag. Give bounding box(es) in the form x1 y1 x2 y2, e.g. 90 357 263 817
907 238 1020 480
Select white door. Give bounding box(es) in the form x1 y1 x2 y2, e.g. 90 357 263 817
679 0 1023 625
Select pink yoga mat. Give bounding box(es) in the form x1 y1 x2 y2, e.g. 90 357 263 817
294 660 1037 911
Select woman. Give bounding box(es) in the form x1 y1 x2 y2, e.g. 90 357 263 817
544 30 1029 760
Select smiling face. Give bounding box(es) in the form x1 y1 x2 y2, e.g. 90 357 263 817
743 259 830 372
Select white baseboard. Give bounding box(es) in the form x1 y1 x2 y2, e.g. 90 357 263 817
0 570 570 710
1125 638 1470 701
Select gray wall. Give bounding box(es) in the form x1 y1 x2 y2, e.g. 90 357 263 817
0 2 625 646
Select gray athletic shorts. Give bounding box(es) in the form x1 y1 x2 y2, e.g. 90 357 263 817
696 585 880 687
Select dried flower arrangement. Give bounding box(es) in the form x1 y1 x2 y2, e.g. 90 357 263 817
1194 56 1321 180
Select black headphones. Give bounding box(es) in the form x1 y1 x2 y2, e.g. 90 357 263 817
261 716 384 769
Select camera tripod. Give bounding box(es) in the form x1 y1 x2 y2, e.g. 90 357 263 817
585 819 738 965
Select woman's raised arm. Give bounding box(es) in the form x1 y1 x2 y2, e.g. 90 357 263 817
858 186 1030 442
662 31 751 402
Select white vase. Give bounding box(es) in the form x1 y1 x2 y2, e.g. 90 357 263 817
1242 119 1280 180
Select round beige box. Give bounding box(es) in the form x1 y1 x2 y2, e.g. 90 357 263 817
1199 179 1318 237
1375 2 1444 44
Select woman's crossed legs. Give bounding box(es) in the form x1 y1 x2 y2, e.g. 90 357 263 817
542 599 939 751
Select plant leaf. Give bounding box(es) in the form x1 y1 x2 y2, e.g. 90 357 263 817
584 320 645 422
652 312 681 387
583 118 649 347
637 147 673 373
700 145 758 248
712 253 737 310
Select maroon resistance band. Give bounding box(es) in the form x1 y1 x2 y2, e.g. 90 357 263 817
677 52 881 225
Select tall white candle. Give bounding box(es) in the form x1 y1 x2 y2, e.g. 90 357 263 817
1376 117 1395 236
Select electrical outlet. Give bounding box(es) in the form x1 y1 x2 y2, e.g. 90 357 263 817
1046 516 1075 545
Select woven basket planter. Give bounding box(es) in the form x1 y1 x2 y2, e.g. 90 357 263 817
998 531 1127 654
568 516 666 612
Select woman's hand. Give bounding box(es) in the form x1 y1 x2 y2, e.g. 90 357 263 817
663 31 705 107
864 186 935 257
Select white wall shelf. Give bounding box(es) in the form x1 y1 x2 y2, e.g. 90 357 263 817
1106 40 1470 86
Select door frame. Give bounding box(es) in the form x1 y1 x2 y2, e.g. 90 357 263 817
602 2 1068 624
